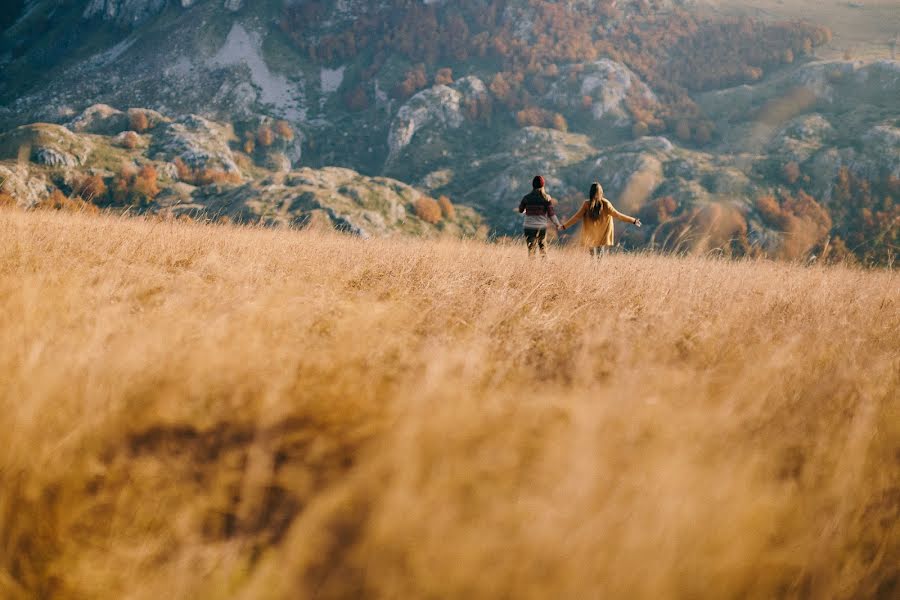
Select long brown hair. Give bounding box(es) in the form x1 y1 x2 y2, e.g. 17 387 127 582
588 183 605 220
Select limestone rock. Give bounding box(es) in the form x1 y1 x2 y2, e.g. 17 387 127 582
83 0 168 27
34 147 80 167
387 76 487 162
67 104 128 135
174 166 484 239
547 59 658 126
0 124 93 166
0 165 52 208
153 115 240 174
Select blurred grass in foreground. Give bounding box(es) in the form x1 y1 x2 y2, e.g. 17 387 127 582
0 210 897 599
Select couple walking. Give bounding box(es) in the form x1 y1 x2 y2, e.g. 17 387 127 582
518 175 642 257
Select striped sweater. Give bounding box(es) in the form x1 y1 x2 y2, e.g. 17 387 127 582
518 189 561 230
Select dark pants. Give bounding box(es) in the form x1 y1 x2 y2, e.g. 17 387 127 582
524 228 547 256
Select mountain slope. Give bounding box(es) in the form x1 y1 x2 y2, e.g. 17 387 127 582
1 0 897 261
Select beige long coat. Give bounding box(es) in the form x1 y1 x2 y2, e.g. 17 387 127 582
562 199 637 248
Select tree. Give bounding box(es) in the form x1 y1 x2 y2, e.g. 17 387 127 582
783 161 801 185
434 67 453 86
632 121 650 138
693 122 713 145
129 111 149 133
75 174 107 202
173 157 192 181
414 197 442 224
345 86 370 111
516 107 546 128
551 113 568 132
119 131 141 149
275 121 295 141
437 195 456 220
489 73 511 101
257 125 275 147
40 189 99 214
131 166 160 206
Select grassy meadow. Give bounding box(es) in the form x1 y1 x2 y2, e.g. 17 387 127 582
1 209 898 599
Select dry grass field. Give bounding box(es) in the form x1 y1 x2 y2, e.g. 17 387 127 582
1 209 898 599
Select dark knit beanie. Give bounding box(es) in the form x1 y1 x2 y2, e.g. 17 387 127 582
532 175 545 189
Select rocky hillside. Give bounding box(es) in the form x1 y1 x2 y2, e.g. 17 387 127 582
1 0 897 261
0 106 484 239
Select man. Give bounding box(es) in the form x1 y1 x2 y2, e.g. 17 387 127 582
518 175 561 257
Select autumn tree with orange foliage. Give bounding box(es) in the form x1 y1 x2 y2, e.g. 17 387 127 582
173 157 241 187
257 125 275 148
394 64 428 99
514 107 567 131
414 197 442 224
278 1 831 141
111 164 160 206
783 161 801 185
119 131 141 150
437 195 456 220
74 174 107 203
828 167 899 264
40 189 99 214
275 121 295 142
129 111 149 133
755 190 832 259
434 68 453 86
243 133 256 155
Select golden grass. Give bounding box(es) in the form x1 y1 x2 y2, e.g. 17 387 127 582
1 209 898 599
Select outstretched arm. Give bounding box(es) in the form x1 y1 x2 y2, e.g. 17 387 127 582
561 202 587 230
608 202 641 226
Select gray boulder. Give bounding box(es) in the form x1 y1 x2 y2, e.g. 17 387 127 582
153 115 240 174
67 104 128 135
547 59 658 126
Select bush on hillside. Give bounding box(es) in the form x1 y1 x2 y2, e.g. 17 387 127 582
434 67 453 86
74 174 108 203
275 121 295 142
257 125 275 148
129 111 149 133
783 161 801 185
112 164 160 206
39 189 100 214
437 195 456 220
173 157 241 187
414 197 442 224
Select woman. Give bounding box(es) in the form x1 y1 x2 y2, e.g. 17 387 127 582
560 183 641 256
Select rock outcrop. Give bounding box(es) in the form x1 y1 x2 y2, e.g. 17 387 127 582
83 0 168 26
387 76 488 162
0 124 93 166
67 104 129 135
152 115 240 173
0 109 484 239
547 59 658 126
